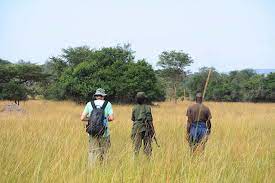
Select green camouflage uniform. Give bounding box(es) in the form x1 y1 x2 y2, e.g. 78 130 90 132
131 104 153 156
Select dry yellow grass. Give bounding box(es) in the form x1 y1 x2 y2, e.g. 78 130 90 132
0 100 274 183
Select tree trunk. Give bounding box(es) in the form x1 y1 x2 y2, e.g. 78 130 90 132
174 83 177 104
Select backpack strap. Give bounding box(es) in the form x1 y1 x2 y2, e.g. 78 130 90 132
91 101 96 109
101 101 108 110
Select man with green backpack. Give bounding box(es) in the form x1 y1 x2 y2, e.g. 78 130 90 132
80 88 114 165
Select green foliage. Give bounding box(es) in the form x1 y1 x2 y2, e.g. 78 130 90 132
1 81 28 101
262 72 275 102
44 57 68 79
62 46 92 66
184 67 275 102
158 50 192 67
43 45 165 103
0 61 48 102
1 46 274 103
157 50 193 102
0 58 11 65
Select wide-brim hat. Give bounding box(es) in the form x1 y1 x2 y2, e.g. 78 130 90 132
94 88 107 97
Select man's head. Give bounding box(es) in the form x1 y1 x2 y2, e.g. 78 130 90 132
94 88 107 100
136 92 146 104
195 91 203 103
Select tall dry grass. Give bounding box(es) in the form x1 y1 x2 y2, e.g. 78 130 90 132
0 100 274 183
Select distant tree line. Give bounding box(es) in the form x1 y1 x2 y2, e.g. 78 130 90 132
0 45 274 104
182 67 275 102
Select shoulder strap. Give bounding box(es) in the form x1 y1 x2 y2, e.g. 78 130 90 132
91 101 96 109
101 101 108 110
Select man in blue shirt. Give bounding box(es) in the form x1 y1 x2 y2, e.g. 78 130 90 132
81 88 114 165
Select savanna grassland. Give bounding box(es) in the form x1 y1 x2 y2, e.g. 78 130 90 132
0 100 274 183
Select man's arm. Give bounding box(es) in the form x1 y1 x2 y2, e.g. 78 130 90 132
186 107 192 141
187 117 192 134
131 108 135 122
80 111 89 121
146 106 153 122
108 114 114 121
81 103 90 121
206 119 211 132
186 107 192 134
206 107 212 134
106 102 114 121
146 106 155 137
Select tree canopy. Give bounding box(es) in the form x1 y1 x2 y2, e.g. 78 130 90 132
157 50 193 103
0 62 48 104
43 45 165 103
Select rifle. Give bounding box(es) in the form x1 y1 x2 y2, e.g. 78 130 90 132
145 119 160 147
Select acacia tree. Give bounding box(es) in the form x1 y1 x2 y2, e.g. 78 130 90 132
0 61 48 105
157 50 193 103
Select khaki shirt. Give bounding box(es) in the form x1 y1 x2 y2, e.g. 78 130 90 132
186 103 212 123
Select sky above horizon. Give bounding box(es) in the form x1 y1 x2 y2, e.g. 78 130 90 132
0 0 274 72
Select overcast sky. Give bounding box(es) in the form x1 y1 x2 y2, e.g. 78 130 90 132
0 0 274 72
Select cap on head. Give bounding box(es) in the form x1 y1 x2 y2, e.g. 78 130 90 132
136 92 146 99
94 88 107 97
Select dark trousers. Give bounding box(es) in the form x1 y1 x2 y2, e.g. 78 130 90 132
132 131 152 157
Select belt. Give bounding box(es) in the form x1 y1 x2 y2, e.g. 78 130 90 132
192 121 206 124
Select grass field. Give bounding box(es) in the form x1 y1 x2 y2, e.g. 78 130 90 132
0 100 274 183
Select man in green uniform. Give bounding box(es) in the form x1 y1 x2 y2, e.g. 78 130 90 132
131 92 154 157
186 92 212 152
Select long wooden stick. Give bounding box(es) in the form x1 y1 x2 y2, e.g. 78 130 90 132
203 69 212 100
185 68 212 144
196 68 212 122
